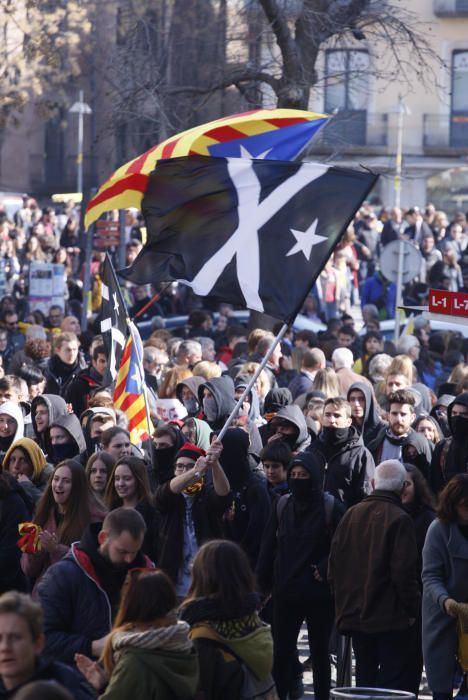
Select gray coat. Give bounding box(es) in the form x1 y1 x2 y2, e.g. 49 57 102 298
422 520 468 692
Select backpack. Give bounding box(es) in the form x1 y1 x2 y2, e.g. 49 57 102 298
200 637 279 700
276 491 335 535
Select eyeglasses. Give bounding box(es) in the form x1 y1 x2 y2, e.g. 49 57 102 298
174 463 194 473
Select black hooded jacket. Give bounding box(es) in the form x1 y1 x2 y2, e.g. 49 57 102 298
430 392 468 493
43 353 83 397
176 376 205 415
198 376 236 431
401 431 432 480
266 405 311 452
256 452 344 599
310 425 375 507
347 382 387 454
219 428 272 567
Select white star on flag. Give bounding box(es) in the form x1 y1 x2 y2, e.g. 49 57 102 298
287 219 326 261
113 292 120 314
131 369 142 391
239 145 272 159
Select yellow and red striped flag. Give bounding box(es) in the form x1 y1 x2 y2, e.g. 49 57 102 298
113 323 152 444
84 108 329 230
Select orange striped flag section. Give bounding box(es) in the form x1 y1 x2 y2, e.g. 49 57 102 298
113 331 152 444
84 108 329 230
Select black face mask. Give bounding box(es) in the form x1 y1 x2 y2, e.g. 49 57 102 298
321 426 349 444
451 416 468 441
404 453 428 473
289 478 321 503
89 436 101 452
51 442 77 464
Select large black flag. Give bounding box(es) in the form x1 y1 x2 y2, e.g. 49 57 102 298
100 255 129 381
120 156 378 323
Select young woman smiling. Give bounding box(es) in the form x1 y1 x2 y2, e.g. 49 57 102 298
105 457 159 563
21 459 107 598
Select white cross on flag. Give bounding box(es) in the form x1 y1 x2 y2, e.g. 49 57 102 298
100 255 128 381
120 156 378 323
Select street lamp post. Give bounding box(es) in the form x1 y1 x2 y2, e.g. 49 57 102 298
69 90 92 196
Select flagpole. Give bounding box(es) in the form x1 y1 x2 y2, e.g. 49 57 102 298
105 253 153 440
217 322 289 442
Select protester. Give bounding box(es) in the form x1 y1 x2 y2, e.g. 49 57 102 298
422 474 468 700
430 392 468 493
105 456 159 562
21 459 107 598
329 460 421 691
347 382 387 454
75 569 198 699
0 591 94 699
219 428 272 567
257 452 344 700
309 397 375 507
85 451 115 501
0 471 30 595
180 539 275 700
38 508 153 664
154 439 231 594
2 437 52 506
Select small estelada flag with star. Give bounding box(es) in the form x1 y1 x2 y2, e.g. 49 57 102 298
119 155 378 323
100 254 129 382
113 320 153 444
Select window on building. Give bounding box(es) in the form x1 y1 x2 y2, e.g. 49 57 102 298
324 49 369 145
451 50 468 147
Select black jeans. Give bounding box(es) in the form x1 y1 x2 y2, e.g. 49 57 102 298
351 627 417 692
273 597 334 700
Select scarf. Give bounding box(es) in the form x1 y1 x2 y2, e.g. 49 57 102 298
112 622 193 662
384 429 409 446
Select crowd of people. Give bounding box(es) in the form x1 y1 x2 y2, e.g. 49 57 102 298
0 195 467 699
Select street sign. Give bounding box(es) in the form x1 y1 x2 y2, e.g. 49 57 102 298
429 288 468 317
93 220 120 249
380 240 422 285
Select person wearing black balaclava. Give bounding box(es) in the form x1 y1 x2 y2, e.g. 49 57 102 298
257 452 344 700
150 424 185 488
430 392 468 493
46 414 86 466
309 397 375 508
219 428 271 568
430 394 454 438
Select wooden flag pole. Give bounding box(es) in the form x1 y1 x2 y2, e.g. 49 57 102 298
217 322 289 442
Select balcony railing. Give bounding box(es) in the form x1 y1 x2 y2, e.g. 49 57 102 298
423 113 468 150
308 111 388 153
434 0 468 16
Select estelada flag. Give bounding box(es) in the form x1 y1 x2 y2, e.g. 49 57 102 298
113 321 152 444
84 108 329 230
119 155 378 324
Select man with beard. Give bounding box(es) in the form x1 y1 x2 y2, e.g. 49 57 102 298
347 382 387 455
37 508 153 665
371 390 431 467
430 392 468 493
309 397 374 508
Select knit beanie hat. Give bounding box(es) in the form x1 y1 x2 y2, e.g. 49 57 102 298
175 443 206 462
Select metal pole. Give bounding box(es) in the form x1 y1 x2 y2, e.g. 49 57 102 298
217 322 288 442
394 96 404 209
118 209 127 270
80 188 97 332
394 239 405 341
77 89 84 196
